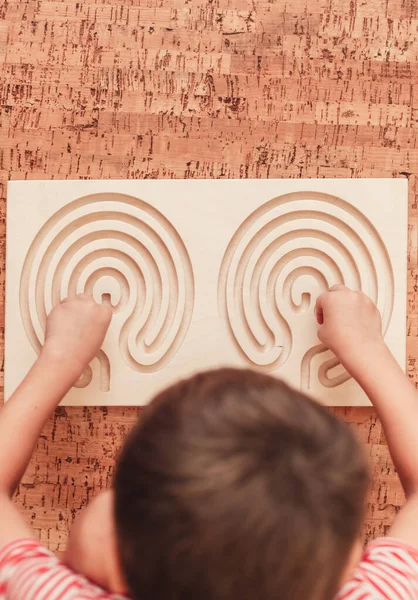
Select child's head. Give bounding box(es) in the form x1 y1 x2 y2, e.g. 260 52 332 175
111 368 368 600
63 368 367 598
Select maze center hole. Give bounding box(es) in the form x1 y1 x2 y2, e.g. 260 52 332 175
92 275 122 308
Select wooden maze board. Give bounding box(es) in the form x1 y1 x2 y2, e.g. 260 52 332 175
0 0 416 551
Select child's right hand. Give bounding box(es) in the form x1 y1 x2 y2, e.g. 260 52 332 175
42 294 112 379
315 285 385 373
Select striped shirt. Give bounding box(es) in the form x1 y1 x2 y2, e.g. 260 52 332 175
0 539 128 600
338 538 418 599
1 537 418 599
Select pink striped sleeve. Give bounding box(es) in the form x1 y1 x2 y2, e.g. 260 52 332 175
337 538 418 600
0 539 127 600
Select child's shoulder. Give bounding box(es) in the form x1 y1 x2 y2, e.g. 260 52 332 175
337 537 418 600
0 538 128 600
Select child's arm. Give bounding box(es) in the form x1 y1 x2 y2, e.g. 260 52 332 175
316 285 418 545
0 294 111 547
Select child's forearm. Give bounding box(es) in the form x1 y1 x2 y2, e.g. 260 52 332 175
0 349 79 496
348 342 418 497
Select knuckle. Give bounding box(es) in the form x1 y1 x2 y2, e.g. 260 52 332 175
330 283 346 291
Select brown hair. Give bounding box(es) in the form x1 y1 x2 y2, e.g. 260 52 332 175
114 368 368 600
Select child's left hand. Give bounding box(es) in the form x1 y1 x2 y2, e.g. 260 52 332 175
43 294 112 378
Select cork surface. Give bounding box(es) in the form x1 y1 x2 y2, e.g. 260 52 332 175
0 0 415 550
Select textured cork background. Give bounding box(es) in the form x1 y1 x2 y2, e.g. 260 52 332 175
0 0 415 551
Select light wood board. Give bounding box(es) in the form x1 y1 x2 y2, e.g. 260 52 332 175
6 179 407 406
0 0 416 550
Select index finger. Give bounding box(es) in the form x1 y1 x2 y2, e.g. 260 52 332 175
315 293 326 324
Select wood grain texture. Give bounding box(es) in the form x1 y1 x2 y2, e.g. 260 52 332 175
0 0 415 551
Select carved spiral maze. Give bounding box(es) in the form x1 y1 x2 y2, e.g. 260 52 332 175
218 192 394 390
20 193 195 391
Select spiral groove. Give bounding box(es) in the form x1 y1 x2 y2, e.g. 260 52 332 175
20 193 195 390
218 192 394 389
